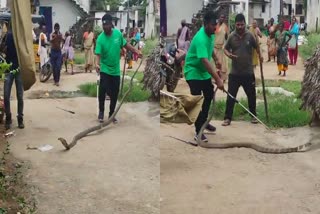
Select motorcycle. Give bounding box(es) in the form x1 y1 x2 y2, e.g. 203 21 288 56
39 56 52 82
159 36 185 92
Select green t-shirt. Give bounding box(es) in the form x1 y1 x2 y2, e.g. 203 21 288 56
95 29 127 76
184 27 214 80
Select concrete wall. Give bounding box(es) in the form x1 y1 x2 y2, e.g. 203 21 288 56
40 0 83 33
166 0 204 36
233 0 280 25
0 0 6 8
95 11 137 32
306 0 320 31
145 0 160 38
95 11 127 30
77 0 90 13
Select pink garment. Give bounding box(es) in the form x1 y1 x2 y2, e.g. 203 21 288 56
177 26 190 51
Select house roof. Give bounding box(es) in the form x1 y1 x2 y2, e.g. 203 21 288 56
249 0 270 4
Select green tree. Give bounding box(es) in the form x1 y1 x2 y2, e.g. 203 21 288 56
122 0 148 16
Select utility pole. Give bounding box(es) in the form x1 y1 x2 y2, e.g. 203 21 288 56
280 0 284 17
127 0 130 38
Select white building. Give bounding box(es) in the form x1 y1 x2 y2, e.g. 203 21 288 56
37 0 89 34
166 0 204 36
231 0 305 26
145 0 160 38
0 0 6 8
94 5 145 33
306 0 320 31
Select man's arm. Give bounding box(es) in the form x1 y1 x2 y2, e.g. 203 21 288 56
225 25 229 40
252 34 263 62
201 58 224 90
224 34 237 59
212 49 221 69
95 54 101 73
124 43 142 57
176 28 181 46
186 28 191 41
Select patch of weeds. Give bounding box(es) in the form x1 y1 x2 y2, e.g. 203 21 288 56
74 52 85 65
142 39 158 56
79 78 151 102
299 33 320 60
211 80 311 128
0 140 37 213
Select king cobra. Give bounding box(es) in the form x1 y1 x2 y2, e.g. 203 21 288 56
169 95 313 154
58 60 143 150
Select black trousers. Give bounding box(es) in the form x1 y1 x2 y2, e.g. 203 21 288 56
99 73 120 117
187 79 214 134
224 73 256 120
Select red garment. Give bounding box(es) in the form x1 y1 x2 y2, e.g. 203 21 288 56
288 46 298 64
284 21 290 31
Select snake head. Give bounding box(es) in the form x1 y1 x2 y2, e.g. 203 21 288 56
58 138 70 150
297 142 312 152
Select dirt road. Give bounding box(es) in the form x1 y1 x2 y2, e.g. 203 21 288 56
160 37 320 213
7 68 159 213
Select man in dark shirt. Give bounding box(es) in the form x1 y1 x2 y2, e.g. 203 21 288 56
3 22 24 130
222 14 263 126
50 23 63 86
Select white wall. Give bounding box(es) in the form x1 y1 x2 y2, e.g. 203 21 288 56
306 0 320 31
233 0 280 25
145 0 156 38
0 0 6 8
166 0 204 35
77 0 90 13
95 11 133 31
40 0 83 33
269 0 280 22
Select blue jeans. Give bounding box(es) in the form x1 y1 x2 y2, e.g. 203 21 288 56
4 71 24 119
50 49 62 83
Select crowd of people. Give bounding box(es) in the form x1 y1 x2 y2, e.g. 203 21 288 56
177 12 301 141
0 14 143 130
266 16 301 76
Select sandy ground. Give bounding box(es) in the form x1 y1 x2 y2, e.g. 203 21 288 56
160 37 320 213
6 60 159 213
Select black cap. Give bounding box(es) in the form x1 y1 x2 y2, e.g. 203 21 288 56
102 14 113 25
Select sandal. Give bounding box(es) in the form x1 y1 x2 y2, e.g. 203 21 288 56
222 119 231 126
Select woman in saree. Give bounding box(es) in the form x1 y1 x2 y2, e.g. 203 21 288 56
288 17 300 65
249 20 262 69
82 26 94 73
276 23 292 76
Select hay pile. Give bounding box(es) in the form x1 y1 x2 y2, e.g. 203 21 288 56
300 46 320 123
142 45 161 100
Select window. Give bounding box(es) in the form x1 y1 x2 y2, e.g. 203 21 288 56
296 4 303 15
262 4 266 13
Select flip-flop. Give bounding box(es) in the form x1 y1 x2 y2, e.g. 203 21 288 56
222 119 231 126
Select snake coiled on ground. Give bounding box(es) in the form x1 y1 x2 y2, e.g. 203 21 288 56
58 60 143 150
169 94 313 154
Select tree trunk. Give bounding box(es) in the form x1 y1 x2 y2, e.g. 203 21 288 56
310 112 320 127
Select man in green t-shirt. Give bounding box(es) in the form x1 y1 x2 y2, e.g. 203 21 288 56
95 14 142 123
184 11 224 142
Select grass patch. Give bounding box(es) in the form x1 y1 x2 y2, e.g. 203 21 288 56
78 72 150 102
212 80 311 128
141 39 158 56
299 33 320 60
74 52 85 65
